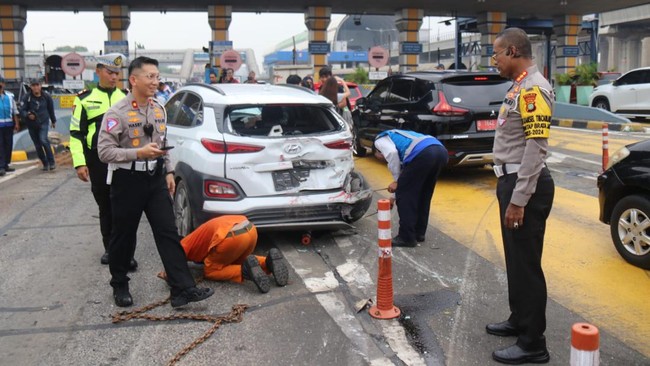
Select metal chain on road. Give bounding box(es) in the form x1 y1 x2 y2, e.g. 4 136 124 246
111 294 248 366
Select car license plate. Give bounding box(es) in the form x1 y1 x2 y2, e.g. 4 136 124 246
272 169 310 191
477 119 498 131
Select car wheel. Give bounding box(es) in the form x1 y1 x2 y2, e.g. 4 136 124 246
609 195 650 270
592 97 610 111
174 180 194 238
344 171 372 223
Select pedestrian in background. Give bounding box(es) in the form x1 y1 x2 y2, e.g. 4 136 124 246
286 74 302 85
244 71 258 84
70 54 136 268
20 79 56 171
0 75 20 176
155 82 171 104
373 129 448 247
301 75 314 90
158 215 289 294
98 56 213 308
208 70 219 85
220 68 239 83
487 27 555 364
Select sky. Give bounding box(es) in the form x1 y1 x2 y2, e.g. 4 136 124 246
23 11 345 70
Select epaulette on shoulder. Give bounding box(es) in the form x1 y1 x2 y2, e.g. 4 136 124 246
120 88 129 95
76 89 92 99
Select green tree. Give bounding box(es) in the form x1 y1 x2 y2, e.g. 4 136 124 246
54 45 88 52
345 67 370 85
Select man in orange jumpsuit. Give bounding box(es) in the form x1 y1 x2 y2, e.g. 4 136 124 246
162 215 289 293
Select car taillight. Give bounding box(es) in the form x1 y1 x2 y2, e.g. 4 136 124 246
204 180 239 198
432 91 469 116
201 138 265 153
324 140 352 150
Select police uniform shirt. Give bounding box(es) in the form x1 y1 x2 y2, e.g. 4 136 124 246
97 93 171 172
493 64 554 207
69 87 127 168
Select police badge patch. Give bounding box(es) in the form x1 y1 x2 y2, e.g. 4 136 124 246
107 118 118 132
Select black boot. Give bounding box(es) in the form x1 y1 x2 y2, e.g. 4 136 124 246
242 255 270 293
113 284 133 307
128 258 138 272
266 248 289 286
100 252 109 265
170 287 214 308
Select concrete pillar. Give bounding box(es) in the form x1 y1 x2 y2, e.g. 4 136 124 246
553 15 581 74
395 8 423 73
476 12 507 69
624 37 641 70
304 6 330 80
641 37 650 68
0 5 26 81
207 5 232 68
103 5 129 87
607 36 623 72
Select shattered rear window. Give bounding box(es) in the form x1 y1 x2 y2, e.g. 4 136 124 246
226 105 343 137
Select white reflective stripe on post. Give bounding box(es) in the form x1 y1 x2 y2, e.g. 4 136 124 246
378 228 391 240
377 210 391 221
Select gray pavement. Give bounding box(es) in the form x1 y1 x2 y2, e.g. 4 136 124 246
1 161 648 365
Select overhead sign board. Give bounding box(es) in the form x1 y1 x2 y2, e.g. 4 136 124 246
220 50 243 71
400 42 423 54
562 46 580 56
308 42 331 54
60 53 86 77
368 46 389 68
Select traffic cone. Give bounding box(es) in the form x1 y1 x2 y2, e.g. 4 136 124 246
369 199 401 319
570 323 600 366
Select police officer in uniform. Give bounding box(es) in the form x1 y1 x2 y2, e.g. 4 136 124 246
374 129 448 247
70 53 137 269
487 27 555 364
98 56 213 308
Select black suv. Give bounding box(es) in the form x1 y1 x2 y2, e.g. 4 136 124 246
597 139 650 269
353 71 510 167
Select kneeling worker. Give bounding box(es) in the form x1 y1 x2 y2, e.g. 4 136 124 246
374 129 448 247
162 215 289 293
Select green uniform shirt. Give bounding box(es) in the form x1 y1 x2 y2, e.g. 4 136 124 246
69 86 127 168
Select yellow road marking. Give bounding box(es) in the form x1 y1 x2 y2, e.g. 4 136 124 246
355 156 650 357
550 128 640 156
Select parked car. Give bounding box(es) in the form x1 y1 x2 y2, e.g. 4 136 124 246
597 71 622 86
164 83 372 237
352 71 511 166
589 66 650 119
597 139 650 269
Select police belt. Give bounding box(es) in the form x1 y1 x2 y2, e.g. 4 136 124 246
114 160 158 172
225 220 254 238
493 163 521 178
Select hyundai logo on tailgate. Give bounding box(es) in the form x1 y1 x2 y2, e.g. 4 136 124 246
284 144 302 154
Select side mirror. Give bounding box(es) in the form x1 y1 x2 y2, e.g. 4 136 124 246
356 97 367 109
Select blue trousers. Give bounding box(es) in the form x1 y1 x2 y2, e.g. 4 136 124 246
27 122 54 167
395 144 448 242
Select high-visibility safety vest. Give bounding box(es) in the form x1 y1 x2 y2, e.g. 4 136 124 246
69 86 127 168
376 129 442 164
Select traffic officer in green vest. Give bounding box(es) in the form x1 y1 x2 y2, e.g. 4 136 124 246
374 129 448 247
69 53 136 270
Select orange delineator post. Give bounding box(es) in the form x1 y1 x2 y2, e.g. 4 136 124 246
369 199 401 319
602 123 609 172
570 323 600 366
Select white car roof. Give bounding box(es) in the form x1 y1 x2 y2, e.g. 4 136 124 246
179 83 333 106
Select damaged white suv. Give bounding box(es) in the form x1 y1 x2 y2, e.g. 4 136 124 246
164 83 372 236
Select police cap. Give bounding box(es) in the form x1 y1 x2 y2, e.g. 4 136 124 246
96 53 126 72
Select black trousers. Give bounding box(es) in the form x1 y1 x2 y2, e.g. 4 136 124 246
395 144 448 242
85 149 112 251
108 168 195 294
496 168 554 350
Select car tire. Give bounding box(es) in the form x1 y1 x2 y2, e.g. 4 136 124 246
592 97 611 111
609 195 650 270
344 171 372 223
174 180 194 238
